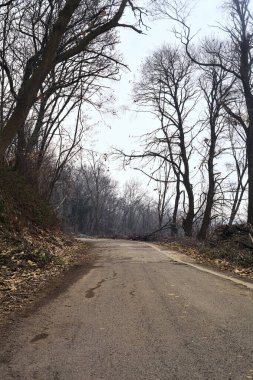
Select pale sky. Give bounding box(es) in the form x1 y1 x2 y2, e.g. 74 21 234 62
86 0 223 188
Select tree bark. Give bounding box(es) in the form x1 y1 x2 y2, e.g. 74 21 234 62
15 126 26 173
197 121 216 240
182 184 194 237
247 124 253 224
179 132 194 237
172 174 180 225
197 168 215 240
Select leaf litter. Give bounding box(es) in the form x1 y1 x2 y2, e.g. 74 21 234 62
0 229 94 327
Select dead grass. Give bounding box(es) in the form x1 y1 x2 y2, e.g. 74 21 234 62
0 236 94 327
158 237 253 281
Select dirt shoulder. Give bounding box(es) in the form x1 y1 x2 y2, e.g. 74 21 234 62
156 239 253 282
0 237 96 330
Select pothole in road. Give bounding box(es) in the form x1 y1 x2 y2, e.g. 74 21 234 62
85 279 106 299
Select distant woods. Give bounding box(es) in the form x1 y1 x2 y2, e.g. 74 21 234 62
55 152 159 237
0 0 252 239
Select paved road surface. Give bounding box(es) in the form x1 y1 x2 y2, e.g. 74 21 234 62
1 239 253 380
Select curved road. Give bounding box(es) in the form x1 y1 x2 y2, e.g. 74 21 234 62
1 239 253 379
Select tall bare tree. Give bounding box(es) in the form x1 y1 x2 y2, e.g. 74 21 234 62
132 45 198 236
154 0 253 225
0 0 145 160
197 65 233 239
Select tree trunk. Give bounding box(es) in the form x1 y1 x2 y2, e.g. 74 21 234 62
197 130 216 240
197 186 214 240
243 90 253 225
228 172 247 226
15 126 27 174
172 175 180 225
175 132 194 236
247 125 253 224
182 186 194 236
0 0 82 160
239 29 253 225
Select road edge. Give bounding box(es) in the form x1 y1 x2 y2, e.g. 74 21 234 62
146 242 253 290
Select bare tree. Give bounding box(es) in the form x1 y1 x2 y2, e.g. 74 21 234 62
0 0 145 159
134 156 180 234
155 0 253 225
153 160 171 229
197 65 233 239
227 122 248 225
131 45 198 236
12 35 120 190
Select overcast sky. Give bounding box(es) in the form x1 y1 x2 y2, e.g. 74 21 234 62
86 0 223 188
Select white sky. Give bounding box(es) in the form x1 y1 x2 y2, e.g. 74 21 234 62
86 0 224 189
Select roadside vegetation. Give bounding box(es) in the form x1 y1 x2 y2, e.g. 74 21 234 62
157 225 253 282
0 166 94 326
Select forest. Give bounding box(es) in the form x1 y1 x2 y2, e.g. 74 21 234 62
0 0 252 242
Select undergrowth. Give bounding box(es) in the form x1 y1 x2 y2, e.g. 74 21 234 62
162 237 253 269
0 165 58 232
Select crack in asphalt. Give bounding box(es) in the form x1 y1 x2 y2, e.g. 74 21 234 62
85 271 118 299
30 333 49 343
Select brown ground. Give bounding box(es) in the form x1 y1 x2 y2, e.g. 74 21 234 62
0 236 96 329
0 167 98 327
157 239 253 282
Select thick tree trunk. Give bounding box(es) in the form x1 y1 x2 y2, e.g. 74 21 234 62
15 126 27 173
247 125 253 224
26 97 47 155
180 150 194 237
0 99 32 160
243 91 253 225
197 129 216 240
0 0 81 160
239 29 253 225
197 186 214 240
182 186 194 237
178 122 194 237
0 0 129 159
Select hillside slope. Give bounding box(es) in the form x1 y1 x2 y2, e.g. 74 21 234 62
0 167 93 326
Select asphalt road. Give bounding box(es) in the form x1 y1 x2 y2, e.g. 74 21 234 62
1 239 253 380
